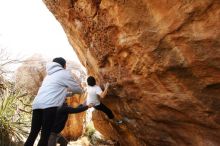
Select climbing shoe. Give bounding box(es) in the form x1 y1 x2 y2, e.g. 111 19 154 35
115 120 123 125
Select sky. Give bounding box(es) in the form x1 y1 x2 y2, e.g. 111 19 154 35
0 0 80 63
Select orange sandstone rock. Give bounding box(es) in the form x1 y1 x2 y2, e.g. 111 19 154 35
44 0 220 145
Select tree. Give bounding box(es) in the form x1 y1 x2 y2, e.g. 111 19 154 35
15 54 46 97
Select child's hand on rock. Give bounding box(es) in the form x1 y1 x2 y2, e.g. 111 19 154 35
104 82 110 89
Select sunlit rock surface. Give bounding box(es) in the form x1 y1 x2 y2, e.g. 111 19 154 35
43 0 220 145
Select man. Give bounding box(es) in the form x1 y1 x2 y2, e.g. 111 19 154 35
24 57 83 146
48 100 92 146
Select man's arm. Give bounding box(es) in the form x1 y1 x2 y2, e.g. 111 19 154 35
63 105 89 114
63 71 83 94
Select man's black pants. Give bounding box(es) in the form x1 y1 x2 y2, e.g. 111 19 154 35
48 132 68 146
94 103 114 119
24 107 57 146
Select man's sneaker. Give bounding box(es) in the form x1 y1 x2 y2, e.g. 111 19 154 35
115 120 123 125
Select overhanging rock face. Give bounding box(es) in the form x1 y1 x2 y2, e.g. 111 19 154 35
43 0 220 145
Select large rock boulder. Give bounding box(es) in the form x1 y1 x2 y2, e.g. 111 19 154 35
43 0 220 145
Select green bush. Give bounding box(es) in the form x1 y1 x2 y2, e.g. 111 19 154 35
0 84 31 146
83 122 111 145
84 122 96 140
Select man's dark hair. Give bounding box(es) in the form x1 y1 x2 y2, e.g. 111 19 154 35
87 76 96 86
53 57 66 68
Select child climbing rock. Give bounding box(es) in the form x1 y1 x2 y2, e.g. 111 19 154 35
86 76 122 125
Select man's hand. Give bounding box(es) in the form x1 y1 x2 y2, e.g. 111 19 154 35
81 82 87 88
66 91 73 97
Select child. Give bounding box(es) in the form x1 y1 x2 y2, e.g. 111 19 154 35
86 76 122 124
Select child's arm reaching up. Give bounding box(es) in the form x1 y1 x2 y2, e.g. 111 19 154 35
99 82 110 98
